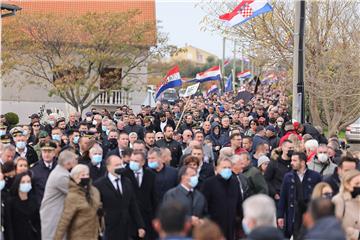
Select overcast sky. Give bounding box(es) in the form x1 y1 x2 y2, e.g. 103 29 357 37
156 0 233 58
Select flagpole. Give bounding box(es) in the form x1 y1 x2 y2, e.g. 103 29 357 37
241 45 244 87
221 37 226 93
232 40 236 92
175 97 191 131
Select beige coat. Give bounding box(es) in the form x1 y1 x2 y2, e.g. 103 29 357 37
332 192 360 240
54 180 102 240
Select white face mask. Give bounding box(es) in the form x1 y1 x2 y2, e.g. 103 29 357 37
317 153 328 163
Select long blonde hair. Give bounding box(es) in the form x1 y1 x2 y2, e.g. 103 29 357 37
311 182 332 199
340 169 360 193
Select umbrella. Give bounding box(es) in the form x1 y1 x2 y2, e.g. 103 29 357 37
235 90 254 103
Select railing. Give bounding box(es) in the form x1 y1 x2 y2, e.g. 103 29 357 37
93 90 129 106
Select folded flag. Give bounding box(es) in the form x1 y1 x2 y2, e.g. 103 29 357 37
237 70 252 79
207 84 219 96
225 74 233 92
155 66 182 100
195 65 222 83
219 0 273 27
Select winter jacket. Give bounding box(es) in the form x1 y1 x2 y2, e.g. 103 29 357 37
205 122 227 160
54 180 101 240
242 165 268 196
264 156 292 198
304 216 346 240
124 124 145 140
307 156 337 177
332 192 360 240
155 138 182 167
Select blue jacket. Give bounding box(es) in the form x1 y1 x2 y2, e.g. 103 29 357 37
277 169 322 237
305 216 346 240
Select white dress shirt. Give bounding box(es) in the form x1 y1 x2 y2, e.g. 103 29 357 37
108 172 123 193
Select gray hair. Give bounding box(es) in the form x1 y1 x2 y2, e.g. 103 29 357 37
58 150 78 167
230 154 241 164
305 139 319 152
243 194 276 227
2 144 15 153
89 144 103 155
129 132 138 138
148 147 162 158
70 164 89 179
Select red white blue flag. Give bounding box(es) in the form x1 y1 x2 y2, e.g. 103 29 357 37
237 70 252 79
219 0 272 27
207 84 219 96
155 66 182 99
195 65 222 83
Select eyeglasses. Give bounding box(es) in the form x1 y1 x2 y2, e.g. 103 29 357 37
33 125 40 127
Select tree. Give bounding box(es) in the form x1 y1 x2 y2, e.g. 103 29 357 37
2 10 173 113
198 0 360 136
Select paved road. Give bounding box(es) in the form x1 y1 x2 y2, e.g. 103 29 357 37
349 143 360 151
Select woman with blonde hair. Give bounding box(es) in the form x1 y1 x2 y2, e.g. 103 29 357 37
332 169 360 240
311 182 333 199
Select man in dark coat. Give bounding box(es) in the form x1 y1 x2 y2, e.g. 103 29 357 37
155 125 182 167
30 141 58 206
106 132 129 159
163 165 207 218
178 114 195 134
191 145 215 190
94 155 145 240
277 152 322 239
123 151 157 240
147 148 178 203
201 157 242 240
11 128 39 165
124 114 145 140
153 111 176 133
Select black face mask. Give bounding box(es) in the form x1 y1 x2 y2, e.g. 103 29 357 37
108 139 118 150
323 192 333 200
351 186 360 198
287 150 294 158
114 167 126 176
79 178 90 188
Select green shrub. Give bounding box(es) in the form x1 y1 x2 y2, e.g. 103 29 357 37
5 112 19 127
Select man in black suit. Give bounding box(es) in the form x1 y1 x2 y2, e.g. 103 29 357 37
155 125 182 167
154 112 176 133
191 145 214 189
94 155 145 240
106 132 129 158
163 165 207 221
123 150 157 240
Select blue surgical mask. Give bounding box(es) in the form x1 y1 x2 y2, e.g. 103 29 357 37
148 161 159 169
242 219 251 235
102 125 107 132
0 130 6 137
48 120 55 126
129 161 140 172
0 180 5 191
220 168 232 180
52 134 61 142
16 141 26 149
105 129 110 136
73 136 80 144
189 176 199 188
19 183 32 193
91 154 103 165
23 130 28 136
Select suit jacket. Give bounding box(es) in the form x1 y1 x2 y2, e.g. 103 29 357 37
94 175 144 240
123 167 157 238
163 185 207 218
40 165 70 240
153 166 178 204
198 162 215 190
15 145 39 165
154 118 176 133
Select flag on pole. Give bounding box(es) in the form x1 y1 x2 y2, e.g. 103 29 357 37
155 66 182 100
219 0 273 27
207 84 219 96
237 70 252 79
195 65 222 83
224 74 233 92
184 83 200 97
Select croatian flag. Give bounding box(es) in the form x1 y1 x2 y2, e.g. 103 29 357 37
155 66 182 99
219 0 273 27
224 74 233 92
207 84 219 96
237 70 252 79
195 65 221 83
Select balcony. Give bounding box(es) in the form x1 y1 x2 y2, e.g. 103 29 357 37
93 90 130 106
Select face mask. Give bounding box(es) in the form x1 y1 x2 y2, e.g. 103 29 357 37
114 166 126 176
323 192 333 199
86 117 92 122
129 161 140 172
109 139 118 149
102 125 107 132
92 120 97 126
189 176 199 188
287 150 294 158
0 180 5 191
91 154 103 165
73 136 80 144
277 121 283 127
220 168 232 180
0 130 6 136
351 186 360 198
16 141 26 149
52 134 61 142
79 178 90 188
22 130 28 136
106 129 110 136
19 183 32 193
148 161 159 169
317 153 328 163
49 120 55 126
242 219 251 235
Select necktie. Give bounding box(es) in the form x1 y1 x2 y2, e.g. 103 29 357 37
115 178 122 194
188 190 194 215
135 172 141 187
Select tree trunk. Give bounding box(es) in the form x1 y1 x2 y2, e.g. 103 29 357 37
308 94 322 126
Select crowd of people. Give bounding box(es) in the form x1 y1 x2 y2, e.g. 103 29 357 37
0 83 359 240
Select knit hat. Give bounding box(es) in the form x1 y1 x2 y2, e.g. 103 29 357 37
257 155 270 168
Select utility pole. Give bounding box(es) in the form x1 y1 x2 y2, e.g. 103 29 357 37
221 37 226 93
232 40 236 92
240 45 244 87
292 0 306 123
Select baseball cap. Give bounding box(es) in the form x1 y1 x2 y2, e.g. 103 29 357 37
266 125 276 133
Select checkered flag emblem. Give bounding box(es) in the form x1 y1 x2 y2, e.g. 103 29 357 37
240 4 253 18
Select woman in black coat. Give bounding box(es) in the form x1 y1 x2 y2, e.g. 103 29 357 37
4 171 41 240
